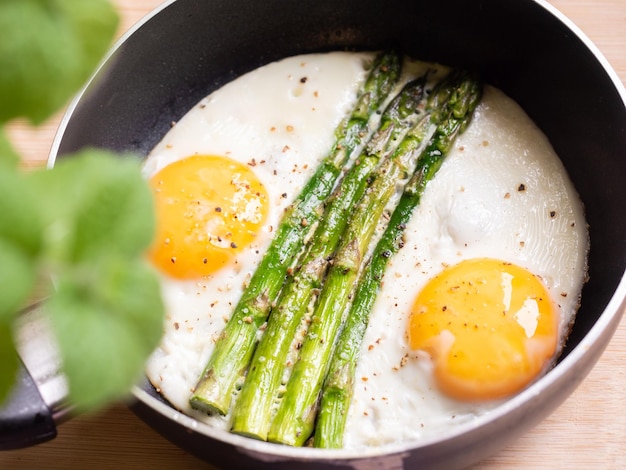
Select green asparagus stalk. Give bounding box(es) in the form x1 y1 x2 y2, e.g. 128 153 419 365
189 51 401 415
268 69 483 447
314 70 483 448
266 105 433 446
230 76 430 440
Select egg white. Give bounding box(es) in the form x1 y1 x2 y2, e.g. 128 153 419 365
143 52 589 447
343 85 588 448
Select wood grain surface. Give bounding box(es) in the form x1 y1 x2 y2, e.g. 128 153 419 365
2 0 625 468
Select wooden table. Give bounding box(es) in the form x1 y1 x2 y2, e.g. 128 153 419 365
2 0 625 468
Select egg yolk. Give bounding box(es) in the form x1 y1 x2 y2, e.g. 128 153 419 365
147 155 269 279
408 258 558 401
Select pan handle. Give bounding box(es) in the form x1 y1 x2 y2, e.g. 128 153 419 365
0 359 56 450
0 302 69 450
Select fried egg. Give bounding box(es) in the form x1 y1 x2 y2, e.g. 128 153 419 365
143 52 589 448
343 85 588 448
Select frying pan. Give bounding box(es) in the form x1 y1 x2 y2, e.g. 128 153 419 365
2 0 626 468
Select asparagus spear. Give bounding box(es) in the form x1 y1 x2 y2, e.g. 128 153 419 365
189 51 401 415
268 70 483 447
266 104 432 446
314 70 483 448
230 76 429 440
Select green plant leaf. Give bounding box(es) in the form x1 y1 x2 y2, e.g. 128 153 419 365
28 150 155 264
0 168 43 257
0 0 119 124
0 321 19 405
0 128 20 169
70 153 156 262
26 149 162 412
47 255 164 411
0 240 37 321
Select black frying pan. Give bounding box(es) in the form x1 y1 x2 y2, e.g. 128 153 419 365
4 0 626 468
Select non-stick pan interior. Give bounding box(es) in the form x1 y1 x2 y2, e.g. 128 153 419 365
53 0 626 467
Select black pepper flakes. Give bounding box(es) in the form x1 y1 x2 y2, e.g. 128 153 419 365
300 76 308 84
518 183 526 192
